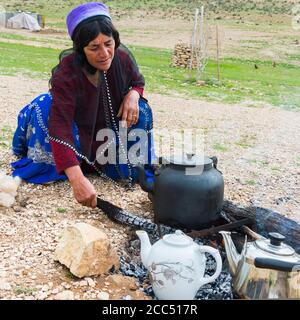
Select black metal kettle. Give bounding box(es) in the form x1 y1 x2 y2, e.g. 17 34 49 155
136 154 224 230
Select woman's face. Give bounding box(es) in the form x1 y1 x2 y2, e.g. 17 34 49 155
83 33 115 71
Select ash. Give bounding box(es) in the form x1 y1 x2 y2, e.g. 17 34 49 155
98 201 235 300
119 235 234 300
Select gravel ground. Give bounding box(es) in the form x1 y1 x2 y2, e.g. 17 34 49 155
0 74 299 300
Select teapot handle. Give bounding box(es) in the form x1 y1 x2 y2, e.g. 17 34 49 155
197 246 222 287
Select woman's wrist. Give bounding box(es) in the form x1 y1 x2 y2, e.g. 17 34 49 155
65 165 84 184
131 86 144 96
129 88 140 99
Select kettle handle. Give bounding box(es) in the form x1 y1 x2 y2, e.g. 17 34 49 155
210 156 223 174
197 246 223 287
254 257 300 272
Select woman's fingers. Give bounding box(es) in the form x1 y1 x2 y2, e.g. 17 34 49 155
91 195 97 208
117 103 123 118
118 90 140 128
127 111 135 127
125 104 139 127
81 196 96 208
133 107 139 125
71 176 97 208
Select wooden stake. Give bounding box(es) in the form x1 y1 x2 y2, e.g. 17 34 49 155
197 5 204 80
189 8 199 73
216 23 220 82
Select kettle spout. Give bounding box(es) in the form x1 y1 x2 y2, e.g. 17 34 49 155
219 231 241 276
136 230 152 267
136 165 154 194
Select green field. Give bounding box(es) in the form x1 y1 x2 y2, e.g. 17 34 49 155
1 0 296 17
1 41 299 109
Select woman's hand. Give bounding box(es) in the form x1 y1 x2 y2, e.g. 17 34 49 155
117 89 140 128
65 166 97 208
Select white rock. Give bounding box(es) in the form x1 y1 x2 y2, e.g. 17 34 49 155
37 292 48 300
53 223 119 278
85 277 96 287
0 173 21 207
41 285 49 292
0 281 11 291
62 283 71 289
51 288 59 294
79 280 87 287
55 290 74 300
97 291 109 300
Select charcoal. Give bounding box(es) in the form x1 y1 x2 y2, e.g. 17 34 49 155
98 198 235 300
119 250 234 300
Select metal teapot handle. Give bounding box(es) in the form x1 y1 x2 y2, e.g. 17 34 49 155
197 246 223 287
210 156 222 174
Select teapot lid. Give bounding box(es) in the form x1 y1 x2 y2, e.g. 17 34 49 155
163 230 193 246
163 154 213 168
255 232 295 256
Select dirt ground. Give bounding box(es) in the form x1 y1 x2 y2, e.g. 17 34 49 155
0 13 299 300
0 73 299 300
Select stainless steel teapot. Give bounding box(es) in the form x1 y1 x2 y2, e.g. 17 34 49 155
220 231 300 299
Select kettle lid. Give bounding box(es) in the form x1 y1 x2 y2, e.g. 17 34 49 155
255 232 295 256
163 153 213 168
163 230 193 246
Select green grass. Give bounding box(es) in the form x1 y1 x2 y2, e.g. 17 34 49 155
212 143 229 152
271 166 281 173
235 134 256 148
0 32 71 46
0 32 31 41
0 41 299 109
0 125 13 148
245 179 257 185
131 45 300 109
249 159 269 166
287 54 300 60
14 285 38 295
64 269 78 280
0 41 59 78
1 0 295 17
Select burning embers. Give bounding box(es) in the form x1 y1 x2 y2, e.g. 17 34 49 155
97 197 300 300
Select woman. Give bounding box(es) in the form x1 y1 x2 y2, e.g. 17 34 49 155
11 2 155 208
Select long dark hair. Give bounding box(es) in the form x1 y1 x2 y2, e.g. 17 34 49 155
72 16 120 74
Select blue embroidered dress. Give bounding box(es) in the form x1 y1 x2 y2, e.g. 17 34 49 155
11 93 154 184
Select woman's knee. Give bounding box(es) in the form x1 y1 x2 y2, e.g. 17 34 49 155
137 98 153 128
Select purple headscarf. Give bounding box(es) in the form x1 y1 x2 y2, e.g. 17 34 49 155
66 2 111 38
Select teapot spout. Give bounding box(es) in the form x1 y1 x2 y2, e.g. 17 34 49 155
136 230 152 267
219 231 241 276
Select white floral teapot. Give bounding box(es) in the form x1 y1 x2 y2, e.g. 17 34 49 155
136 229 222 300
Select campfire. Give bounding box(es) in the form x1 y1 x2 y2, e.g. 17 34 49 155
120 236 234 300
96 197 300 300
